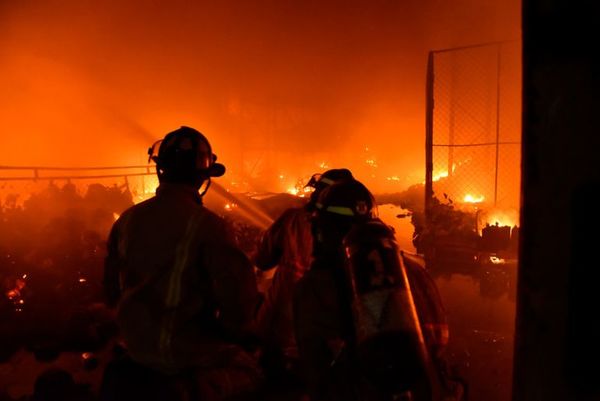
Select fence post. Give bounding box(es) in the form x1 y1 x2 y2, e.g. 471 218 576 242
494 43 502 206
425 51 435 224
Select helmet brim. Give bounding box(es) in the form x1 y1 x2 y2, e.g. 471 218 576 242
209 163 226 178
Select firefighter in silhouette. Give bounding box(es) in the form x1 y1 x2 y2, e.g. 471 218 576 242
103 126 261 401
293 178 453 401
253 169 353 376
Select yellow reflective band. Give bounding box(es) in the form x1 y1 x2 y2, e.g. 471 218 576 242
320 177 335 185
166 214 200 307
325 205 355 216
161 212 204 364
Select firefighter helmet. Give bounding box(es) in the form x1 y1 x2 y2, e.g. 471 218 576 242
314 178 376 220
310 178 377 251
147 126 225 186
305 168 354 211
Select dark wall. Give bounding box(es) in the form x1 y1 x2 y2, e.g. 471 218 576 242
515 1 600 400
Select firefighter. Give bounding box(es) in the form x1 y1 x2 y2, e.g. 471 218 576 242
103 126 261 401
293 178 376 401
293 179 451 401
253 169 353 376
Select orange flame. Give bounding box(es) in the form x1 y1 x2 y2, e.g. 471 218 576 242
464 194 485 203
479 208 519 231
432 171 448 182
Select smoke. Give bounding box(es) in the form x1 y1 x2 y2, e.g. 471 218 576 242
0 0 520 191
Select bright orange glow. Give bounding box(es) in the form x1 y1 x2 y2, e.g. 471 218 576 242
480 208 520 230
285 179 314 197
136 176 160 202
486 215 517 228
489 256 506 264
464 194 485 204
432 171 448 182
6 277 26 301
0 1 520 196
224 203 237 211
0 6 522 401
365 159 378 168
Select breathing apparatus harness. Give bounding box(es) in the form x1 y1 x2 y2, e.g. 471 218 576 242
311 181 442 398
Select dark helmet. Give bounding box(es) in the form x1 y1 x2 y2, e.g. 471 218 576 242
147 126 225 186
314 178 377 221
305 168 354 211
311 178 377 248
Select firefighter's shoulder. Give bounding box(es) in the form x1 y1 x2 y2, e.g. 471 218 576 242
193 206 234 241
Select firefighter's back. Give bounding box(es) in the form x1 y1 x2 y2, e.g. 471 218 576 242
113 183 234 372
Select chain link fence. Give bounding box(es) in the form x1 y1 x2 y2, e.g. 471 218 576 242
425 41 521 219
0 165 158 205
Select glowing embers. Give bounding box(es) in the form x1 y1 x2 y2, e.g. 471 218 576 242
5 274 27 312
286 186 313 197
463 194 485 204
224 203 238 211
489 256 506 265
284 175 314 197
365 158 377 168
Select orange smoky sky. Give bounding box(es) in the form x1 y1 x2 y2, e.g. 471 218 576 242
0 0 520 192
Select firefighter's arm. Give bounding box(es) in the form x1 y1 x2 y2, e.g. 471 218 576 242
253 209 291 270
103 221 122 308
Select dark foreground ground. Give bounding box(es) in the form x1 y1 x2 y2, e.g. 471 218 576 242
0 272 516 401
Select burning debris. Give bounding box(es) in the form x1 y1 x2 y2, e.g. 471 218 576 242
0 176 519 401
0 183 132 363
